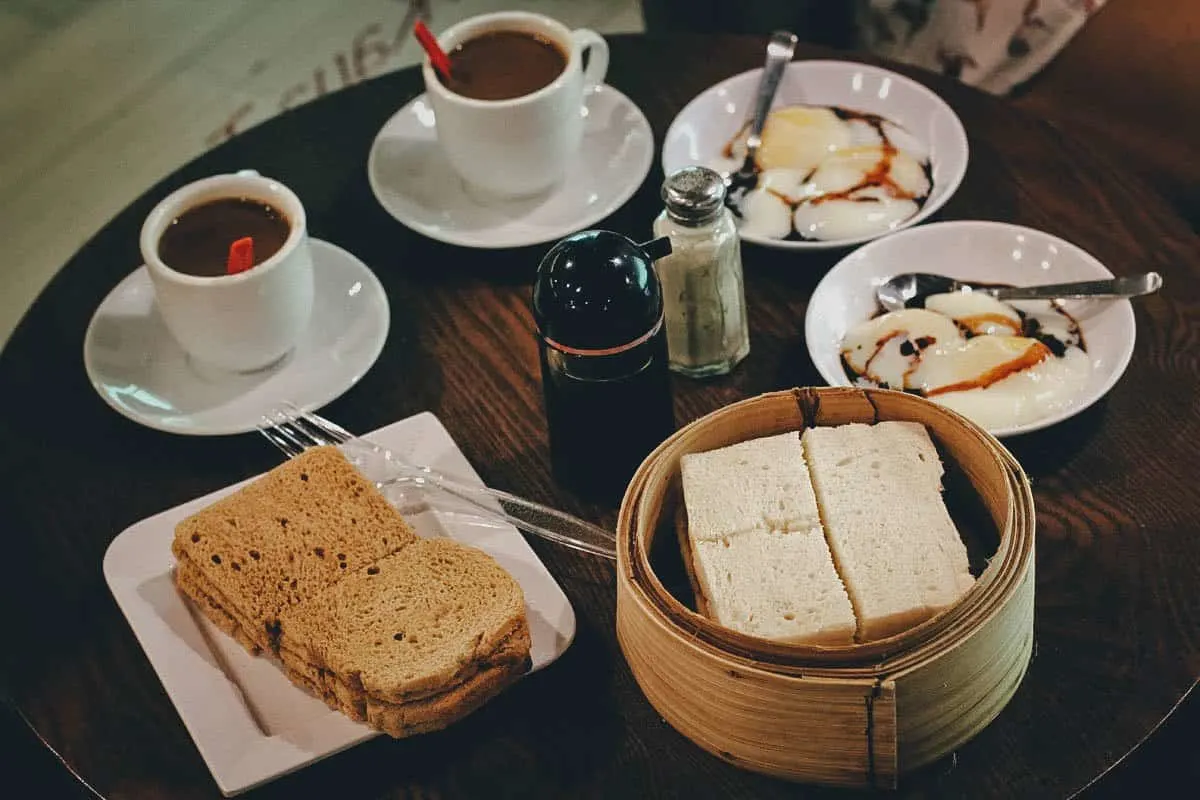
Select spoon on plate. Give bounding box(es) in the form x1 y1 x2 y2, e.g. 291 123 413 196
875 271 1164 312
725 30 798 201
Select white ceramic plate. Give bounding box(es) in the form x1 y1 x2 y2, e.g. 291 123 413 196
662 60 969 251
805 220 1137 437
103 411 577 796
367 85 653 249
84 239 389 436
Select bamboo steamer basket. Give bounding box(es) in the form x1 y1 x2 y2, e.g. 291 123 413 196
615 387 1035 789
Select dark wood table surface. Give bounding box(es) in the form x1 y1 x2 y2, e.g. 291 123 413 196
1 35 1197 800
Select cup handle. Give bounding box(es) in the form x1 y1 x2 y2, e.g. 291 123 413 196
571 29 609 94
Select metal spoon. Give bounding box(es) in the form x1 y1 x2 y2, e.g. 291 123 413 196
726 30 798 200
876 271 1163 312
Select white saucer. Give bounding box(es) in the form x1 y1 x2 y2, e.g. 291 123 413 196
366 85 654 249
84 238 390 436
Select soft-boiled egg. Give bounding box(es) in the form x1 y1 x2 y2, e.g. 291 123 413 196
907 336 1050 395
802 146 931 200
925 291 1023 336
756 106 852 173
879 120 931 162
839 298 1092 432
840 309 964 387
738 188 793 240
843 118 885 148
928 347 1092 430
793 188 920 242
719 104 934 242
1008 300 1084 349
756 168 814 204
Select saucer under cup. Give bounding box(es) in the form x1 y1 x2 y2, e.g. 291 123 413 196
84 239 389 436
367 85 653 249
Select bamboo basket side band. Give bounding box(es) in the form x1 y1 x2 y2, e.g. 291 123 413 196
616 578 902 788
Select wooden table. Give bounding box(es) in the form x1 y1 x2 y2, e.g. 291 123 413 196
2 35 1197 799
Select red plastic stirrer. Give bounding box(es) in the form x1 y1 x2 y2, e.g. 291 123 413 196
226 237 255 275
413 20 453 81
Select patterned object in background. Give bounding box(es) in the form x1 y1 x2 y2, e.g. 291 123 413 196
860 0 1108 94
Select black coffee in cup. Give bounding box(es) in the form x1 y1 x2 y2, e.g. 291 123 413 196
158 198 290 277
439 30 568 101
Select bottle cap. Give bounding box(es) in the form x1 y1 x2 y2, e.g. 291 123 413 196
532 230 665 353
662 166 727 225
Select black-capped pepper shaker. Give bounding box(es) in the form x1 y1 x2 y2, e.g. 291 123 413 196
532 230 676 502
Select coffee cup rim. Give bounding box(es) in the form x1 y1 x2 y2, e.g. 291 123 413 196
421 11 581 109
139 172 308 286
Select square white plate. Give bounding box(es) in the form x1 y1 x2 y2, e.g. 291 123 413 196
103 411 577 796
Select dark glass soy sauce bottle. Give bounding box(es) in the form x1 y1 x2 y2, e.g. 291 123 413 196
533 230 677 502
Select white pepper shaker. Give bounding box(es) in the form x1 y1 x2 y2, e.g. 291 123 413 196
652 166 751 377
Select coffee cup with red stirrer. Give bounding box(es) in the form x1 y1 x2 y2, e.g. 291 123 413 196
416 11 610 199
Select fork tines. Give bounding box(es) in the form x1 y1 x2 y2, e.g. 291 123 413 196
258 405 356 458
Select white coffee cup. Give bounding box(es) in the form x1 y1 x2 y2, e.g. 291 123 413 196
422 11 609 199
139 171 315 373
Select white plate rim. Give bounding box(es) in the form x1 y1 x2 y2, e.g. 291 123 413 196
662 59 970 251
803 219 1137 437
366 85 654 250
101 410 577 796
82 238 390 437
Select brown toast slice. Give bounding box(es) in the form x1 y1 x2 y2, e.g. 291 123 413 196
171 447 530 737
175 553 264 654
282 653 531 737
172 447 420 650
180 550 532 724
365 655 530 738
278 619 532 723
277 538 529 705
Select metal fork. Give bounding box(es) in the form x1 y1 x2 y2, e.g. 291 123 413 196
257 406 616 560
